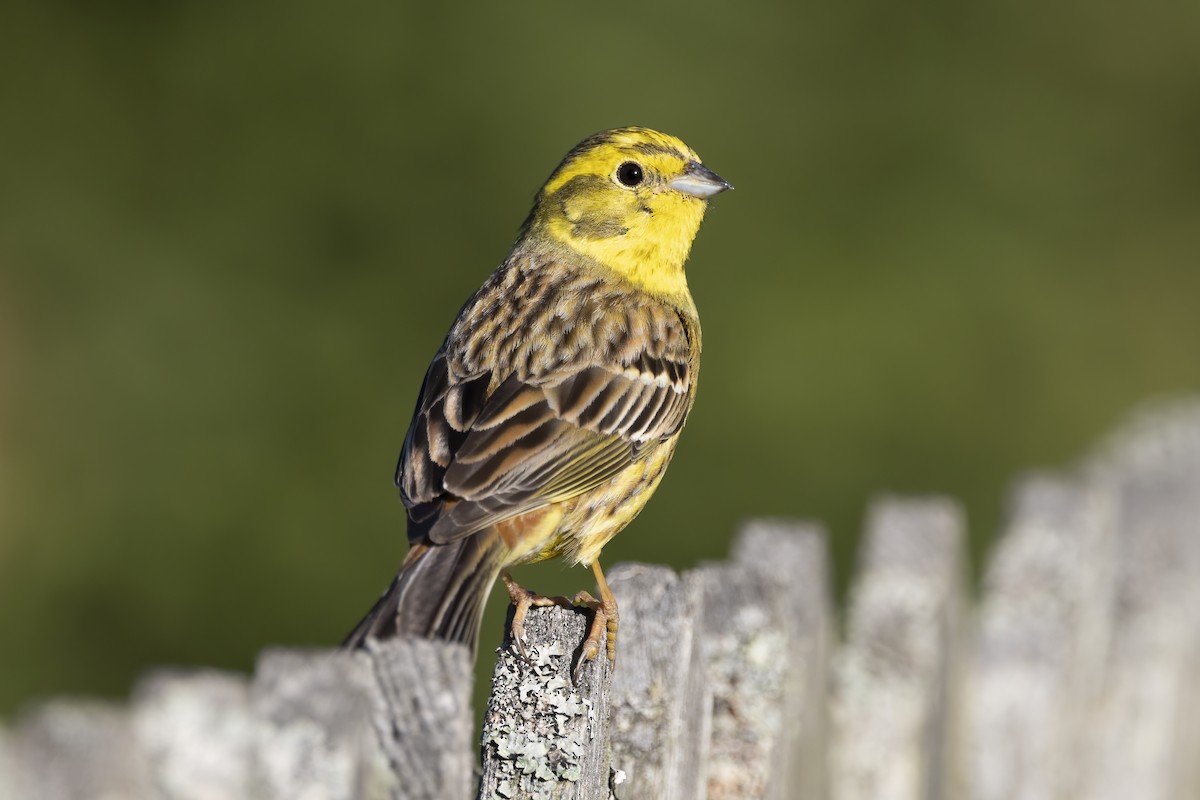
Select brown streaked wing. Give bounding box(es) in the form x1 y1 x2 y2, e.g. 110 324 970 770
423 354 691 545
397 291 695 546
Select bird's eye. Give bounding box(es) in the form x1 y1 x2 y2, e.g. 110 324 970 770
616 161 644 187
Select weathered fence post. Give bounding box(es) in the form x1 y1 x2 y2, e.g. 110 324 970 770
606 563 707 800
831 496 966 800
968 475 1116 800
731 520 832 800
478 603 613 799
688 522 829 800
360 639 476 800
1076 403 1200 800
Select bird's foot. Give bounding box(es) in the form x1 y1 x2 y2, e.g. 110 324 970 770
568 589 618 682
500 571 573 661
500 570 619 682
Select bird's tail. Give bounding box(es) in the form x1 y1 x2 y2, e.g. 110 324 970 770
341 530 506 654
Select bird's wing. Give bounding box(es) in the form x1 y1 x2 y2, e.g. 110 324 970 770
397 316 694 545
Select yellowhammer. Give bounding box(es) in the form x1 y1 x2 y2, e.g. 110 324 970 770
344 127 731 671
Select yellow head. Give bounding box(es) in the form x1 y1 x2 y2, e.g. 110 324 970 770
520 127 732 302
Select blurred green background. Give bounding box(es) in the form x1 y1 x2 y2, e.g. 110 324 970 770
2 0 1199 716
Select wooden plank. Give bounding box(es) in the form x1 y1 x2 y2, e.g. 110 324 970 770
478 602 613 799
831 496 966 800
605 563 706 800
1077 402 1200 800
968 474 1116 800
732 519 832 800
132 669 254 800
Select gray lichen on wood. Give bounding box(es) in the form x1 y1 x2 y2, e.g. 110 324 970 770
478 603 612 800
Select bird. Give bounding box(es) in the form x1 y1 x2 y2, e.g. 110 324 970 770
343 127 731 672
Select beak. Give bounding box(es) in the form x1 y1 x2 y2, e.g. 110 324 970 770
668 161 734 199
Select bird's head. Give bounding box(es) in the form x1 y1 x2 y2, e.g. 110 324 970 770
521 127 732 300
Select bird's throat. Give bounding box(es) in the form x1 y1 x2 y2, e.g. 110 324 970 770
535 203 703 303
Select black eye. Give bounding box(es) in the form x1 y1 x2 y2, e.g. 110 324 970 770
616 161 644 187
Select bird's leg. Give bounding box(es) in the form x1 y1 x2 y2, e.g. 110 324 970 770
569 560 620 680
501 571 573 660
592 559 620 662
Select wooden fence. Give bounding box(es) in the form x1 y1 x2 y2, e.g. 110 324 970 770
3 398 1200 799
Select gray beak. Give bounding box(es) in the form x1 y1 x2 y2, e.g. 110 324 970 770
668 161 734 199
